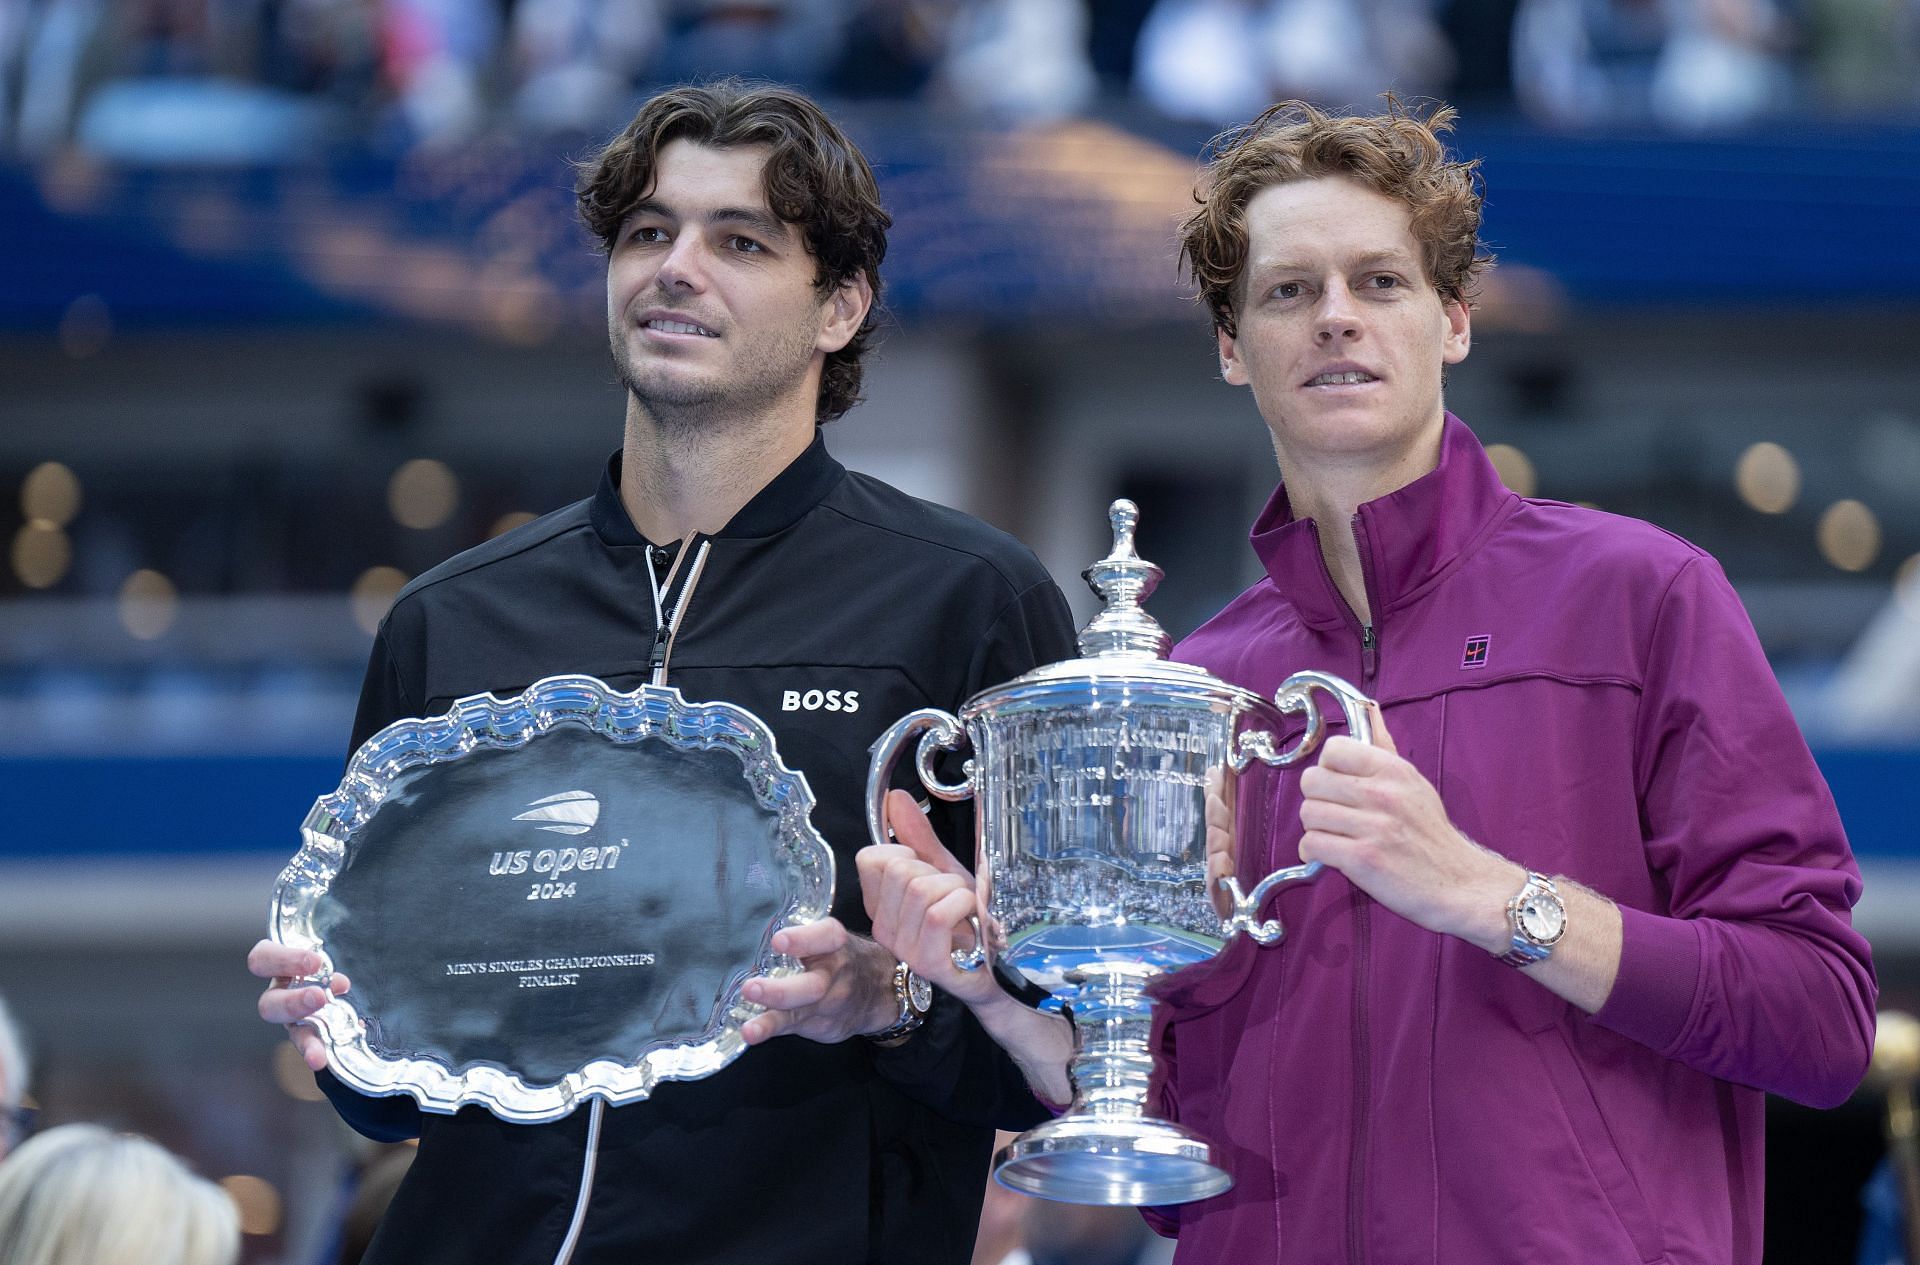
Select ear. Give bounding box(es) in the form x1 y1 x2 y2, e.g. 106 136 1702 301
1441 297 1471 366
817 272 874 355
1217 325 1249 386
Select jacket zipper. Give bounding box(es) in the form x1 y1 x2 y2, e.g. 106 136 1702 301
1352 512 1380 686
553 537 711 1264
645 539 713 686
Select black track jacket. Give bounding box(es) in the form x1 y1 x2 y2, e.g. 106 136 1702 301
320 433 1077 1265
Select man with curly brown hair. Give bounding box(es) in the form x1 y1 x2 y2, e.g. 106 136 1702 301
247 80 1074 1265
864 99 1875 1262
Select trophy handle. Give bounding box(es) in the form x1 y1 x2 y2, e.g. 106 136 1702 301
866 709 987 971
1230 669 1374 770
1221 670 1376 943
1218 863 1321 945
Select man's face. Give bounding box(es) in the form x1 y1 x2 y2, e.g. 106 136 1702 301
605 140 868 424
1218 175 1470 473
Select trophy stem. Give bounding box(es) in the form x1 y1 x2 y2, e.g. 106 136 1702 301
993 962 1233 1206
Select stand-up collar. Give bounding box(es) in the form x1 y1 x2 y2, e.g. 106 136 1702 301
1248 414 1520 629
589 429 847 546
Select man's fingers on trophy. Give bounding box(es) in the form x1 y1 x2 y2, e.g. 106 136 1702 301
885 790 973 877
1207 847 1235 920
1365 702 1396 754
1313 734 1387 777
743 968 831 1015
856 846 920 924
289 1025 332 1072
1298 797 1371 838
248 939 316 981
917 887 979 968
770 916 848 961
259 981 333 1026
739 1009 790 1045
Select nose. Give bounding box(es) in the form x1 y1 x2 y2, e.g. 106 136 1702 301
654 234 708 294
1314 284 1362 343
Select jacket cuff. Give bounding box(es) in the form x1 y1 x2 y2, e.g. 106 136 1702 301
1589 903 1702 1056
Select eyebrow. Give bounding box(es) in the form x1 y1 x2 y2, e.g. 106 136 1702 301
627 199 792 241
1256 249 1421 275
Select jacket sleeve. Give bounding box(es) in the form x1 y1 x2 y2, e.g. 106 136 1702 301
1591 555 1877 1108
867 576 1078 1130
313 623 428 1141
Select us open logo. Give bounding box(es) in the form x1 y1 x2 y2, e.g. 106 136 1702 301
491 790 627 895
512 790 600 835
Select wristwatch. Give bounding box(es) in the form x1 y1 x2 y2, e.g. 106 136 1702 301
1498 871 1566 967
866 961 933 1047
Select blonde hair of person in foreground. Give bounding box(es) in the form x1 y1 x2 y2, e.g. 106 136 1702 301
0 1123 238 1265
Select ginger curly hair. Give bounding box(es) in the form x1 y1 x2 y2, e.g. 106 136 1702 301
1181 98 1493 338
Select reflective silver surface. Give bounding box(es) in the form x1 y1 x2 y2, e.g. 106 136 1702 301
273 675 834 1124
867 501 1372 1205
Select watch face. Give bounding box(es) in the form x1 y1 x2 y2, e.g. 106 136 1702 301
906 970 933 1015
1519 896 1565 943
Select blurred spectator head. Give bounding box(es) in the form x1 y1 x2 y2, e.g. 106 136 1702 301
0 997 25 1159
0 1123 239 1265
575 78 891 422
1179 98 1492 338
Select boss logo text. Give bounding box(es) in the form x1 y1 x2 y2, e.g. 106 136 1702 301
781 689 860 713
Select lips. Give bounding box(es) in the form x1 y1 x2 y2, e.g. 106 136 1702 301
638 312 719 338
1304 367 1379 387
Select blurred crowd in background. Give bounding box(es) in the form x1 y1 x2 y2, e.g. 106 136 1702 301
2 0 1919 161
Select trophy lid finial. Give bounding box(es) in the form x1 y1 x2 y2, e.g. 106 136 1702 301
1077 499 1172 660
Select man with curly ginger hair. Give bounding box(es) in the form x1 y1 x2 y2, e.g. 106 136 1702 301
248 80 1074 1265
863 99 1874 1262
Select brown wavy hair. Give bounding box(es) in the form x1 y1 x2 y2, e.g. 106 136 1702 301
1180 98 1492 338
576 80 890 423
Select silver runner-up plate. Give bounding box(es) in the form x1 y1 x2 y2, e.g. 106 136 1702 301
270 674 835 1124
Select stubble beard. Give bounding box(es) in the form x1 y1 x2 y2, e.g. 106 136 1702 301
609 312 822 438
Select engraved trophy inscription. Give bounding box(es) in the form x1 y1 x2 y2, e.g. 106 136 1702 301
867 501 1373 1205
273 676 834 1124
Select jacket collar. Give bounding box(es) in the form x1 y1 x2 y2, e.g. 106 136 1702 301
1249 414 1519 630
589 429 846 547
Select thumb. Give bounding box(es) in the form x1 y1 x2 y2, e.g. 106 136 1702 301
1366 702 1397 756
884 789 975 879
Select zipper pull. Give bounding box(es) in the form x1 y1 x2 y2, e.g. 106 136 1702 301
646 544 671 672
1362 623 1377 682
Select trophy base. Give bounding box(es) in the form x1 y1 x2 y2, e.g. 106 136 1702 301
992 1116 1233 1206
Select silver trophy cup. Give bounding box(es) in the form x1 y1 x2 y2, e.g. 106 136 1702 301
866 500 1373 1206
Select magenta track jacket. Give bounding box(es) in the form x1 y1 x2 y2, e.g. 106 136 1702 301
1147 416 1876 1264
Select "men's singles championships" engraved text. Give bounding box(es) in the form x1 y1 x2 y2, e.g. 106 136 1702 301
443 952 658 990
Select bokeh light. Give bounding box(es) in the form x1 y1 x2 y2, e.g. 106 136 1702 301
219 1174 283 1236
351 566 410 635
388 459 459 530
1484 444 1537 498
489 511 537 538
1735 442 1800 515
1816 500 1880 572
271 1043 327 1103
11 523 70 589
117 570 179 640
1895 554 1920 620
21 462 82 527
